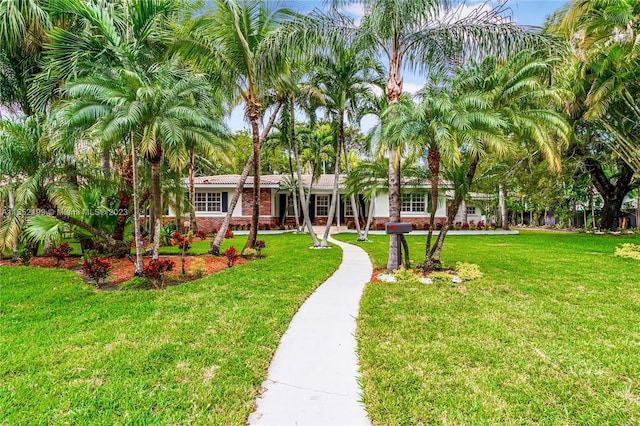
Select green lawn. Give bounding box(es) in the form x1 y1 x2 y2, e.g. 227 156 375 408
334 230 640 425
0 234 341 425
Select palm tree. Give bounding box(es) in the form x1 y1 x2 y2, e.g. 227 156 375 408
0 115 80 255
384 73 503 269
178 0 293 253
312 39 384 245
0 0 50 115
322 0 540 270
428 50 571 266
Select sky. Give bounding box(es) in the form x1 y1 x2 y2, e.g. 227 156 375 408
225 0 569 133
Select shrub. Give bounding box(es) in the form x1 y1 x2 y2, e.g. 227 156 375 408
225 229 234 239
187 258 207 279
82 254 111 286
435 222 443 230
142 259 175 288
454 222 462 230
161 226 174 245
242 248 258 258
392 267 420 283
429 271 454 283
461 223 470 230
469 222 477 230
50 242 72 265
18 248 32 265
225 246 239 266
455 262 483 281
195 230 207 240
614 243 640 261
173 232 192 252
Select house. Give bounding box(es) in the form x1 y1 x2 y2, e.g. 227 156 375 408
179 174 489 232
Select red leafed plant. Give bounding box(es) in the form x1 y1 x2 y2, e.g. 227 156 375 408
50 242 72 265
225 246 239 267
195 230 207 240
142 259 175 288
224 228 234 239
82 256 111 287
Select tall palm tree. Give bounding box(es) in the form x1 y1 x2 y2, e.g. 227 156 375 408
312 39 384 245
179 0 292 253
324 0 540 270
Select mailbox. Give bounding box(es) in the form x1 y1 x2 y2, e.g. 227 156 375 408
385 222 412 234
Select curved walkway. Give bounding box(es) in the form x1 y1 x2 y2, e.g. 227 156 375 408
248 237 372 426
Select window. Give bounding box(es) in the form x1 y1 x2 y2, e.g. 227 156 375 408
316 195 329 216
344 197 354 217
195 192 222 212
401 193 426 213
466 206 477 215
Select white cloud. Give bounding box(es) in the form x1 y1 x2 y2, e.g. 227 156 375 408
341 2 365 25
403 82 424 95
442 1 512 24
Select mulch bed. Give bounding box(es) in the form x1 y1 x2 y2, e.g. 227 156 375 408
0 255 247 287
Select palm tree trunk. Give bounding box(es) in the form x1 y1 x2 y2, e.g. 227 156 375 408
425 147 440 270
8 190 18 262
189 146 198 232
244 105 262 252
341 132 363 240
131 139 144 274
291 97 319 246
101 144 111 206
429 154 480 268
209 101 282 255
499 183 509 230
288 112 301 232
386 42 403 271
288 150 301 231
321 123 342 246
363 194 375 240
387 148 401 271
150 158 162 260
462 200 468 225
112 155 133 241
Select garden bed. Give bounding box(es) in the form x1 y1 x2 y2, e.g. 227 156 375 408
0 254 247 287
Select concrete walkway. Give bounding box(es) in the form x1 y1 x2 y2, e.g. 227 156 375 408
248 237 372 426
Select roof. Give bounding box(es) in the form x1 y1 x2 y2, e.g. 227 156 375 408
193 174 346 190
193 174 483 194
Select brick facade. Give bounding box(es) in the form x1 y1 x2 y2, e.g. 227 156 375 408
242 188 271 216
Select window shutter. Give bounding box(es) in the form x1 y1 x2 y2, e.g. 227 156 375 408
222 192 228 212
279 194 287 222
310 194 316 223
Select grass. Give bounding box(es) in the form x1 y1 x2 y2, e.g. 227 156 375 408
334 230 640 425
0 234 341 425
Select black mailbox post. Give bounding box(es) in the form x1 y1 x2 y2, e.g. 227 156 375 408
386 222 412 269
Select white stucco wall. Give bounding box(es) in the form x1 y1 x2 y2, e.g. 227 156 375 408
372 193 448 218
